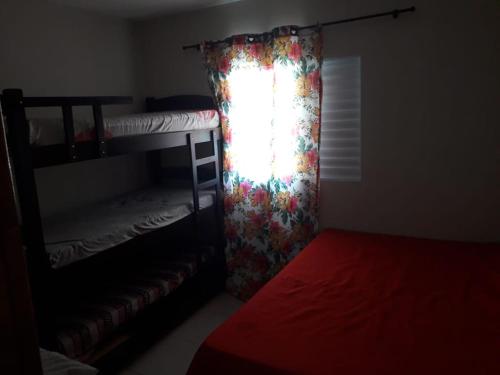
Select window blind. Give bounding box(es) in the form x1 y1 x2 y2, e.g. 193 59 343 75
320 57 361 181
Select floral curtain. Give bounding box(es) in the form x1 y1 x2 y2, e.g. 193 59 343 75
203 26 323 300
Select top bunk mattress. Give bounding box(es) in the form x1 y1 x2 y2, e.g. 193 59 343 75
29 110 219 146
43 186 214 269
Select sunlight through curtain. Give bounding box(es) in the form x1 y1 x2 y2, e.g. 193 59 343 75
203 26 323 299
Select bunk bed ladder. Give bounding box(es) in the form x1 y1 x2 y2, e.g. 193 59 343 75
187 130 222 263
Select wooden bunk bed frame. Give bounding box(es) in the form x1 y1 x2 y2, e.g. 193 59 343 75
1 88 226 365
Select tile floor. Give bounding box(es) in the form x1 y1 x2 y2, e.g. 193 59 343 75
118 292 243 375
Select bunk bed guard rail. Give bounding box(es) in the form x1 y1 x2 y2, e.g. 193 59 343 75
1 89 133 162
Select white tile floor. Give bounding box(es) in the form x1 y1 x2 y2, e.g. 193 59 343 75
118 293 243 375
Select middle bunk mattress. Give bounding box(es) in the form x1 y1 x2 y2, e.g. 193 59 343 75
43 186 214 269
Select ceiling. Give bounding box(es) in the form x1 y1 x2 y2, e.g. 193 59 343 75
50 0 243 19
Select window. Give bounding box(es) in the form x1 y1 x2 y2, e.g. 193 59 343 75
320 57 361 181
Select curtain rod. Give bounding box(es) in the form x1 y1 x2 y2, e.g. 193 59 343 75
182 6 416 51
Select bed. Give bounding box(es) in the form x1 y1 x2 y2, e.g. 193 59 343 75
54 246 216 359
1 89 225 364
43 186 214 269
1 90 223 269
188 229 500 375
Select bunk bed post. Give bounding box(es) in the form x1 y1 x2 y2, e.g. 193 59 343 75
187 133 200 216
211 130 225 267
1 88 55 347
1 89 50 269
187 133 201 260
62 105 77 161
92 104 107 157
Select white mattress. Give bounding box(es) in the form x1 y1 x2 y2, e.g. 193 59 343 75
43 186 214 269
29 110 219 146
40 348 98 375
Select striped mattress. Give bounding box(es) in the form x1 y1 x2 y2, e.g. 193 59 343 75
54 248 213 359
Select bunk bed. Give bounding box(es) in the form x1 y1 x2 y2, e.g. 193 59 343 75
1 88 226 364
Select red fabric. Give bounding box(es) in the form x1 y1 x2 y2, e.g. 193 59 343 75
188 229 500 375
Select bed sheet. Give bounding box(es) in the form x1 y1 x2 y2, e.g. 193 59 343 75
188 229 500 375
43 186 214 269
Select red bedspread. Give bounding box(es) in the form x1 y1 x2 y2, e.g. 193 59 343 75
188 229 500 375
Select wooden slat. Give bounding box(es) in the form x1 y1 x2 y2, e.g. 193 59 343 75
198 178 218 190
145 95 215 112
195 155 217 167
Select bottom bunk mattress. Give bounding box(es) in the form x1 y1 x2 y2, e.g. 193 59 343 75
188 229 500 375
55 247 214 359
43 186 214 269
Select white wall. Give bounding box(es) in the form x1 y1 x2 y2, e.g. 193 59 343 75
1 0 498 240
133 0 500 242
0 0 149 217
0 0 136 103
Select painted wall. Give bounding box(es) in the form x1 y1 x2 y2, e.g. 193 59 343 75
0 0 149 217
133 0 500 242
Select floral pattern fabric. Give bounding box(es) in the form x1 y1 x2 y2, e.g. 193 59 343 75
203 26 323 300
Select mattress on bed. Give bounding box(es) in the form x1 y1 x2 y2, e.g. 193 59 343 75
29 109 219 146
43 186 214 269
188 229 500 375
54 246 215 359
